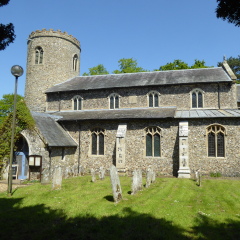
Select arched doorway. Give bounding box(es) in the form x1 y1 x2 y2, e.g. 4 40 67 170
14 135 29 180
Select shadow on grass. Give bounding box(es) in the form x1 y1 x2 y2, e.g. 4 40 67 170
0 198 189 240
190 213 240 240
103 195 114 202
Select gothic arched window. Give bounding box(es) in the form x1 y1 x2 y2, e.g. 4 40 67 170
191 88 204 108
148 91 160 107
73 54 78 71
35 47 44 64
72 95 82 110
109 93 120 109
91 128 105 155
145 127 161 157
207 124 226 157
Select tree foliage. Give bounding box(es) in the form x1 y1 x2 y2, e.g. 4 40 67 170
0 94 35 169
0 0 15 50
113 58 147 74
218 56 240 82
158 59 210 71
216 0 240 27
82 64 109 76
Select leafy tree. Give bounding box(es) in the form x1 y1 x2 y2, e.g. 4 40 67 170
158 59 210 71
0 94 35 172
0 0 15 51
82 64 109 76
113 58 147 74
218 56 240 82
216 0 240 27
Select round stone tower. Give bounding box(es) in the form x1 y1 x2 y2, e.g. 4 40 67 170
25 29 81 112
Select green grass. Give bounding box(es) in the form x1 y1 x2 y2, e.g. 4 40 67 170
0 176 240 240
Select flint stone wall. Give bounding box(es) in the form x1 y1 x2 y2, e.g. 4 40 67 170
46 83 237 111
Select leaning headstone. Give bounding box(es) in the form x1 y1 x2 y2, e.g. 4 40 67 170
52 166 62 190
131 169 142 195
99 167 105 180
110 165 122 203
91 168 96 182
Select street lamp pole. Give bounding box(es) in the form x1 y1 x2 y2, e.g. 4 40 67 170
7 65 23 196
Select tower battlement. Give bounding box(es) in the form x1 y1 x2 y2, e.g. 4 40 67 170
28 29 81 49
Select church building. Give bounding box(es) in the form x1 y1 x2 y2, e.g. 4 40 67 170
11 29 240 181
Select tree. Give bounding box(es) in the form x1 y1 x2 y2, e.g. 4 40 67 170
0 94 35 172
0 0 15 51
218 56 240 82
158 59 210 71
113 58 147 74
82 64 109 76
216 0 240 27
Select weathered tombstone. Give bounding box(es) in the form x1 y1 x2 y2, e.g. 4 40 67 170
79 165 85 176
137 169 143 191
195 170 201 186
41 167 51 184
152 170 156 183
91 168 96 182
72 165 78 176
146 167 152 188
99 166 105 180
52 166 62 190
131 169 142 195
110 165 122 203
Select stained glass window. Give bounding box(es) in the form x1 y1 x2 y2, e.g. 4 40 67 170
91 128 105 155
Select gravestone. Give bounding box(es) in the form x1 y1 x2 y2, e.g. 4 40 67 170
131 169 143 195
195 170 201 186
91 168 96 182
110 165 122 203
41 167 51 184
52 166 62 190
146 167 152 188
99 166 105 180
72 165 78 176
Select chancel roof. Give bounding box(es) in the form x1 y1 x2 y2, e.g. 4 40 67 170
46 67 232 93
32 112 78 147
49 107 176 121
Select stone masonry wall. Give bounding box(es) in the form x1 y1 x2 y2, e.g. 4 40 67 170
25 29 81 112
46 82 237 112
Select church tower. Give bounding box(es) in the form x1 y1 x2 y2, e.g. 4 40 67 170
25 29 81 112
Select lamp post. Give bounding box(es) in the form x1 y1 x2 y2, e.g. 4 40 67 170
7 65 24 196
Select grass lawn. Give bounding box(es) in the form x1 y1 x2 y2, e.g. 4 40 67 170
0 176 240 240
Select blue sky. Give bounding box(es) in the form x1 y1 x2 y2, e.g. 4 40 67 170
0 0 239 98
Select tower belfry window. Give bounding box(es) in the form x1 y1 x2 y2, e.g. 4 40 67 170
73 54 78 71
35 47 43 64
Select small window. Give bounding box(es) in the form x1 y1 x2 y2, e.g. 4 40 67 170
207 124 226 157
73 54 78 71
145 127 161 157
72 95 82 110
191 89 204 108
109 93 120 109
35 47 43 64
148 91 160 107
91 128 105 155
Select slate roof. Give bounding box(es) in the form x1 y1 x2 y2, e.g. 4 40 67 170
49 107 176 121
46 67 232 93
32 112 78 147
175 109 240 118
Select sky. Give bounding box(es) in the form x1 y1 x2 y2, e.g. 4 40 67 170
0 0 240 98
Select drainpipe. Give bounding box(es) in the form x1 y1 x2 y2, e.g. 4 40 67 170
218 82 221 109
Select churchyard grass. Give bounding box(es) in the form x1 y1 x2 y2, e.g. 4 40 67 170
0 176 240 239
